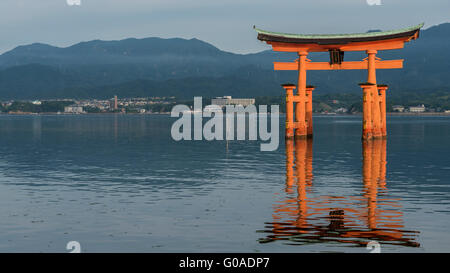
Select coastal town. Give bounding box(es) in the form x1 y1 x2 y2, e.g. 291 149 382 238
0 96 176 114
0 95 449 115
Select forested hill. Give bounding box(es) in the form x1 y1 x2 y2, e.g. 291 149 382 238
0 23 449 100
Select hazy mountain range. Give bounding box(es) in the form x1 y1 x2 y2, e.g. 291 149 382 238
0 23 449 100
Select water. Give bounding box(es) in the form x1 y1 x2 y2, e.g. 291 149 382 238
0 114 449 252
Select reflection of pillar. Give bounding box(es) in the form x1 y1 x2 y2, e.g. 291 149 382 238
294 139 310 230
295 51 308 138
272 139 312 237
362 141 373 189
378 85 388 137
362 141 377 229
371 140 382 210
360 83 375 140
285 139 295 194
282 84 296 139
362 139 387 230
266 137 420 246
305 139 314 186
379 139 387 189
305 86 315 138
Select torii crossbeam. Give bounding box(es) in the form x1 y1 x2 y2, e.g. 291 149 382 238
254 23 423 140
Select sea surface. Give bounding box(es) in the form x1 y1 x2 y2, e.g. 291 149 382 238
0 114 449 253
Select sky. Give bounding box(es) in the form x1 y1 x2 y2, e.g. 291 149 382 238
0 0 449 54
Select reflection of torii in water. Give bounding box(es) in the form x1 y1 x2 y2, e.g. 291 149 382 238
259 139 420 248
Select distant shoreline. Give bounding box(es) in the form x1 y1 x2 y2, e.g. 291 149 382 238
1 112 450 117
386 112 450 116
0 112 171 115
315 112 450 116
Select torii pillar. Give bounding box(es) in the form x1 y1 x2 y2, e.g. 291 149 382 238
366 50 382 139
360 50 388 140
360 83 374 140
295 51 308 139
306 85 315 138
378 85 388 137
281 81 314 139
282 84 296 139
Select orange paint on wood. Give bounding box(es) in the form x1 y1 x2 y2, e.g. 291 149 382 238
371 87 383 138
306 86 314 137
367 50 377 84
282 84 296 139
268 37 408 53
360 84 374 140
378 85 388 137
295 52 308 138
269 26 421 141
274 59 403 71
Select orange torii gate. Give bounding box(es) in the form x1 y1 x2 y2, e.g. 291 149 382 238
254 23 423 140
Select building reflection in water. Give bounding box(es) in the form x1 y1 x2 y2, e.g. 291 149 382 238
259 139 420 248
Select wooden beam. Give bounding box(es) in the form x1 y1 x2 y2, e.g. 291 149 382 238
268 37 408 52
274 59 403 71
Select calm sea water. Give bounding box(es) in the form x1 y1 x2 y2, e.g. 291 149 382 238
0 114 449 253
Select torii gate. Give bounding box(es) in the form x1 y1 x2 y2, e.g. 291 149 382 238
254 23 423 140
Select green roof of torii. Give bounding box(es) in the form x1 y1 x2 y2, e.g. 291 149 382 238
254 23 424 44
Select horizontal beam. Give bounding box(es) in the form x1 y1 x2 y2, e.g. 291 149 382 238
274 59 404 71
269 37 407 52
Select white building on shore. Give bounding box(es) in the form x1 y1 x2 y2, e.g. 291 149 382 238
211 96 255 107
392 105 405 112
409 104 426 113
64 106 84 114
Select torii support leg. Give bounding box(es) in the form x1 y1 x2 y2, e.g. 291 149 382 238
295 51 308 139
305 86 315 138
367 50 382 138
282 84 296 139
371 88 382 138
360 83 375 140
378 85 388 137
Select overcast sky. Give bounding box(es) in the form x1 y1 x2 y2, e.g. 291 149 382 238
0 0 448 54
